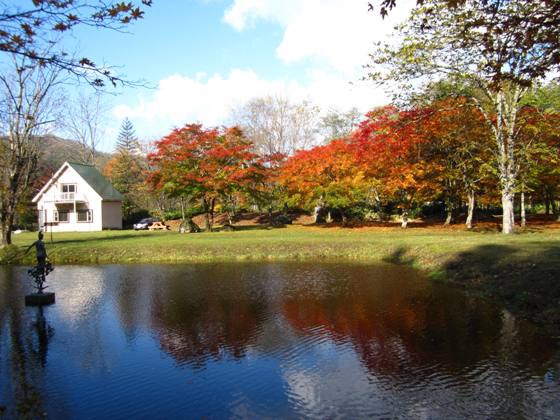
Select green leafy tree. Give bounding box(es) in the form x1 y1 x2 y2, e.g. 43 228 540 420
522 82 560 114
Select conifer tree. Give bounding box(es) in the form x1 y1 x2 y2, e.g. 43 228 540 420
116 118 141 155
106 118 145 220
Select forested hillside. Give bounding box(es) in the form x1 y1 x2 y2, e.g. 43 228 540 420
37 135 112 175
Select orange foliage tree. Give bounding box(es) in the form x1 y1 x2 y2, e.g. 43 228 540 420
278 139 367 224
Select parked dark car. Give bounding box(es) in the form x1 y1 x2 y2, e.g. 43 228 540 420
133 217 159 230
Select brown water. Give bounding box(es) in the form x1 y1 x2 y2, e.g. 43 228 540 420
0 263 559 419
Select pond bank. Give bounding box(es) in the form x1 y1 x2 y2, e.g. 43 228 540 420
2 226 560 334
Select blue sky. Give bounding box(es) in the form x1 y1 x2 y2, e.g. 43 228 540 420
63 1 410 151
73 1 288 83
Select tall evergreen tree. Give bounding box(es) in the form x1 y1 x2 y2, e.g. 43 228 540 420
116 118 141 155
107 118 145 220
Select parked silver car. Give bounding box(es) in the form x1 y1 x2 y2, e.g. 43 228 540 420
133 217 159 230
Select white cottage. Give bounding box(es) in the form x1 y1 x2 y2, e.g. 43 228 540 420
32 161 124 232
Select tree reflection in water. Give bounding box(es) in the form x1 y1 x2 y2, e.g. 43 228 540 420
0 263 558 419
149 265 268 366
278 264 558 416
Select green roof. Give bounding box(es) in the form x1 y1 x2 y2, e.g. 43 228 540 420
68 162 124 201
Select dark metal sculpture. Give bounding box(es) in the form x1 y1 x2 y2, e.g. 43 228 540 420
28 261 54 294
25 231 55 305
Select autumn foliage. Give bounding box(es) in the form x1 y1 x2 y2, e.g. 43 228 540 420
146 100 560 230
148 124 266 230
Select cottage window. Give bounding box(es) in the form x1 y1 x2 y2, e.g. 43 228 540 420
54 210 69 222
77 209 92 222
60 184 77 201
61 184 76 193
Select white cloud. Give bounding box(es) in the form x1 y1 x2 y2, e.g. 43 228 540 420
112 68 387 141
109 1 409 149
223 0 410 75
223 0 298 31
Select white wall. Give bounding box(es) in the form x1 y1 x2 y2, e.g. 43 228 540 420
36 165 104 232
102 201 123 229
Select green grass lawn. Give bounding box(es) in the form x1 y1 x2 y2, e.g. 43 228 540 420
3 225 558 267
3 225 560 332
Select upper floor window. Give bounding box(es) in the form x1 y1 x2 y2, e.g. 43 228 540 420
61 184 76 193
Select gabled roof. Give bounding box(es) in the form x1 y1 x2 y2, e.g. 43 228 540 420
32 161 124 203
68 162 124 201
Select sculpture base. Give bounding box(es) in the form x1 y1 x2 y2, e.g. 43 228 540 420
25 292 55 306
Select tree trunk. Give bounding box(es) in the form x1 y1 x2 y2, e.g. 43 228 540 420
502 191 515 234
520 190 526 228
227 212 233 226
401 210 409 228
203 199 212 232
180 197 186 222
1 183 19 246
465 190 475 229
341 209 347 226
444 211 452 226
477 86 523 234
1 222 12 246
210 198 216 230
444 206 453 226
0 57 61 247
313 205 322 223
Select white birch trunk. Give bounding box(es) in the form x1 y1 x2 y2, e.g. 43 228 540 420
502 191 515 234
520 190 526 228
313 205 322 223
466 190 475 229
444 209 453 226
475 85 524 234
401 210 409 228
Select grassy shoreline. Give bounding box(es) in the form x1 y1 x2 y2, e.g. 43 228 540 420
2 226 560 333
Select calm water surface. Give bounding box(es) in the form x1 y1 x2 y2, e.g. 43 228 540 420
0 263 559 419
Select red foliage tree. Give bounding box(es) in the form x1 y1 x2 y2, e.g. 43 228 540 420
351 106 442 227
147 124 264 231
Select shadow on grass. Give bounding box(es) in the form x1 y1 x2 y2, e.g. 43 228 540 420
45 232 154 245
384 243 560 335
215 224 285 232
382 247 417 266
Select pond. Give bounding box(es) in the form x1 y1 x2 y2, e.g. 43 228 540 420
0 263 559 418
